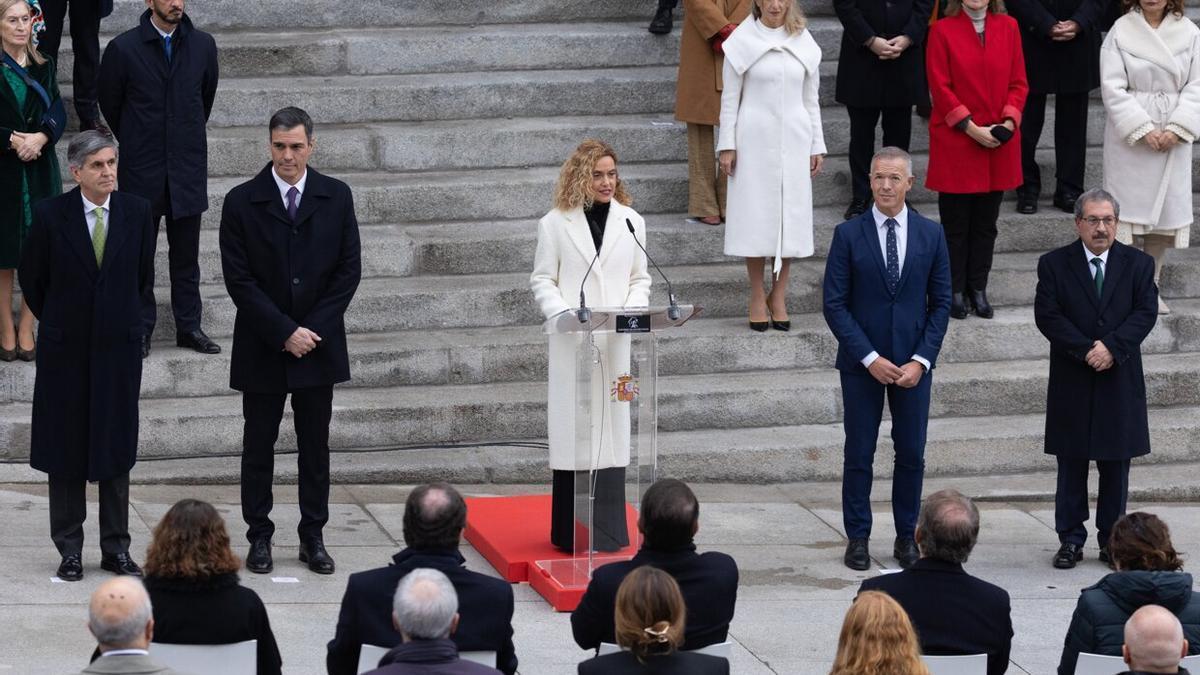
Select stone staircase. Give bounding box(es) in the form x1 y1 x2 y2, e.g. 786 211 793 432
2 0 1198 487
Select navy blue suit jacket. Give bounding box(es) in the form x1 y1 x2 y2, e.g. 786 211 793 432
822 209 952 374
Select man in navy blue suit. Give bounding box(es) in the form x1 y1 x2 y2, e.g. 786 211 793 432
823 146 952 571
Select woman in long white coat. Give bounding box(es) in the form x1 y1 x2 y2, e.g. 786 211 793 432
718 0 825 332
1101 0 1200 314
529 139 652 552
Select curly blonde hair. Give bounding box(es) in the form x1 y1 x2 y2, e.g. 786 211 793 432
0 0 46 65
830 591 932 675
751 0 807 33
552 139 632 212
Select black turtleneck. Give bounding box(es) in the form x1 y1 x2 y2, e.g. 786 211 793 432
584 200 610 252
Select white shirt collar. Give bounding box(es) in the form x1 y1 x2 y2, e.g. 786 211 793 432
82 192 111 215
871 204 908 230
99 649 150 657
1083 241 1111 265
271 166 307 205
151 20 176 39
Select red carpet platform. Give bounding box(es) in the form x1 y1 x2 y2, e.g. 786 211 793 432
464 495 639 611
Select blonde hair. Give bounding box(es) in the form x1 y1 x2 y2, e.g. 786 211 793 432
552 139 632 212
0 0 45 65
830 591 932 675
944 0 1008 15
752 0 807 33
614 566 686 662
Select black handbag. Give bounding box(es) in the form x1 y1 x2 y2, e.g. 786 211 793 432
1 51 66 144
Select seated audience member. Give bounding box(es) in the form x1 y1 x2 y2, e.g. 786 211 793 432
327 483 516 675
141 499 282 675
577 566 729 674
1059 513 1200 675
83 577 179 675
859 489 1013 674
571 478 738 652
1119 605 1192 675
364 568 500 674
830 590 931 675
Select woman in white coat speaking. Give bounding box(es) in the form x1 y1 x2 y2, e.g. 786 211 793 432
718 0 825 332
1101 0 1200 314
529 140 652 552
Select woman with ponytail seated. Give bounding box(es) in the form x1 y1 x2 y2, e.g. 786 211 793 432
577 566 729 674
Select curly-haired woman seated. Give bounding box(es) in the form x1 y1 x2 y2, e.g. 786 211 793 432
577 566 728 674
1058 512 1200 674
143 498 282 674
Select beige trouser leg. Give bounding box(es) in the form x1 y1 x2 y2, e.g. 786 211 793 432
686 123 726 219
1137 233 1174 314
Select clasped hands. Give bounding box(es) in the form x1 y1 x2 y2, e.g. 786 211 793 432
1049 20 1080 42
868 35 912 60
9 131 48 162
1143 128 1183 153
965 119 1015 149
867 356 924 388
284 326 321 358
1086 340 1114 372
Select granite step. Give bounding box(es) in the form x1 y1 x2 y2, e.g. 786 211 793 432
1 352 1197 462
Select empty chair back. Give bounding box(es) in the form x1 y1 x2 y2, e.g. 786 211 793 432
922 653 987 675
1074 652 1126 675
357 644 391 674
150 640 257 675
460 651 498 667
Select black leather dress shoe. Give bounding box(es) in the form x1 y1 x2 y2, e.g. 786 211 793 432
950 292 969 320
57 553 83 581
1053 191 1081 214
1054 542 1085 569
844 538 870 571
141 336 151 359
843 197 870 221
1099 546 1113 568
648 1 673 34
1016 191 1038 214
299 539 336 575
246 538 273 574
894 537 920 568
968 290 994 319
177 329 221 354
100 552 143 577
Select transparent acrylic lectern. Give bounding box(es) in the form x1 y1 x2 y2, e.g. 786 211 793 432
534 304 699 594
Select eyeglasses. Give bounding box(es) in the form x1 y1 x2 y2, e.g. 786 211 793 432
1081 216 1117 226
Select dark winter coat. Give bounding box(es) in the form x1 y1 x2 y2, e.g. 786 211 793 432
1006 0 1106 93
833 0 935 107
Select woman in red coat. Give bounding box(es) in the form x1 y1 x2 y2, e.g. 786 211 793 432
926 0 1028 319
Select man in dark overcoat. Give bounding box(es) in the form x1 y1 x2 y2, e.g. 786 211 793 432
98 0 220 358
219 107 361 576
833 0 934 220
36 0 114 131
1034 188 1158 570
1006 0 1107 214
18 131 155 581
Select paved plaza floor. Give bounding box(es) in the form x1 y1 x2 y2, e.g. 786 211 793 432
3 478 1199 674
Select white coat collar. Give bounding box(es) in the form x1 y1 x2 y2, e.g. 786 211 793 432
1112 11 1199 88
562 200 628 266
722 17 820 76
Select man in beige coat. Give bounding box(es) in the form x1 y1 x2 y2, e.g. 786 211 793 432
675 0 753 224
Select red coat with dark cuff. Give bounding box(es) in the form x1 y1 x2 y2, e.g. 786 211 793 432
925 11 1029 194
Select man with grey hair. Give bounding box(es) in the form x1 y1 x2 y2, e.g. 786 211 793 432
859 489 1013 675
1120 605 1192 674
81 577 179 674
362 568 500 674
20 130 156 582
1035 188 1158 569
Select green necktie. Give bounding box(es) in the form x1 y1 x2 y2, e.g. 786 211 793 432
1091 257 1104 296
92 207 106 265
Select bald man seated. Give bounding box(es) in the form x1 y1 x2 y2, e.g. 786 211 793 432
82 577 180 675
1120 605 1192 675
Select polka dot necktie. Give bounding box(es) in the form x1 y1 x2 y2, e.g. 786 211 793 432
885 218 900 294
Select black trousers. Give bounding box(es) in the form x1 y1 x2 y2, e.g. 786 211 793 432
48 472 130 558
240 386 334 544
1019 92 1089 198
140 183 203 336
937 191 1003 293
550 467 629 553
847 105 913 201
37 0 102 124
1055 456 1131 548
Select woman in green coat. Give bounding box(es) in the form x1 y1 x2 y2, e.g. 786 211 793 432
1 0 62 361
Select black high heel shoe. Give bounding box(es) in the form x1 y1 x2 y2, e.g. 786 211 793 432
749 319 769 332
769 314 790 332
0 329 16 362
968 289 994 319
950 292 969 320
